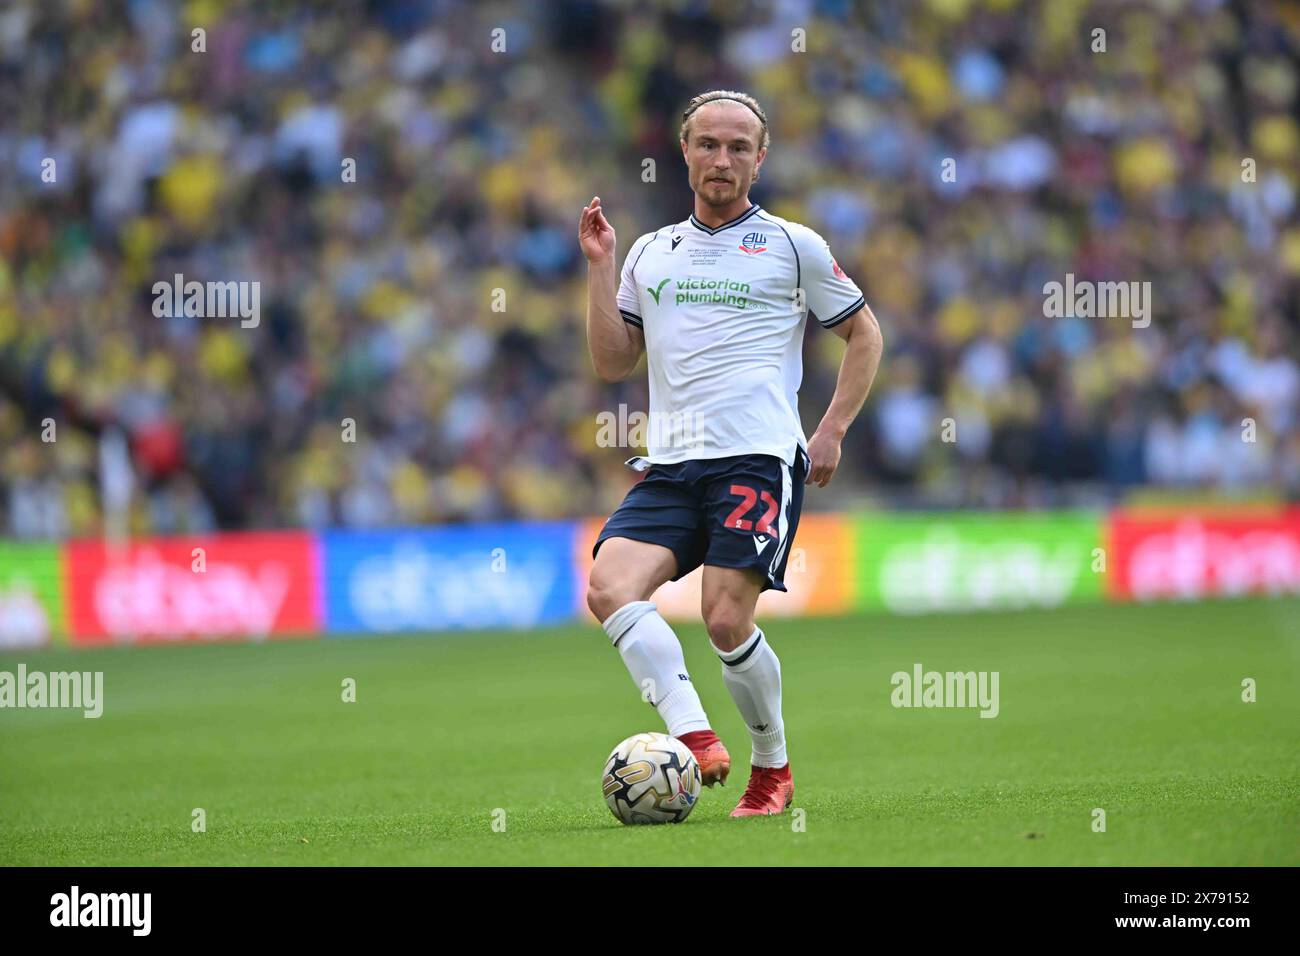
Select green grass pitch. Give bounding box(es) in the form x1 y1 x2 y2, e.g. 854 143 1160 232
2 597 1296 866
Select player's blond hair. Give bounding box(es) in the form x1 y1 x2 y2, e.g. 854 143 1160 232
679 90 770 150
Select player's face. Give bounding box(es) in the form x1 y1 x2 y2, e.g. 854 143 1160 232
681 103 766 207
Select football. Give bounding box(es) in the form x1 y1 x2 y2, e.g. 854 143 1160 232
602 732 703 825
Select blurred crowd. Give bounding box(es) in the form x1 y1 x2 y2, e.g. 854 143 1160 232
0 0 1297 538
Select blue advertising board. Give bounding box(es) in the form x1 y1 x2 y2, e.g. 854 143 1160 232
321 522 578 633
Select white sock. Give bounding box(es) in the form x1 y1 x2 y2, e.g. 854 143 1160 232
603 601 711 737
717 627 787 768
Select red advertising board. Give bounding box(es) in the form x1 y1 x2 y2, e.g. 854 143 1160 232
1107 508 1300 601
63 532 321 644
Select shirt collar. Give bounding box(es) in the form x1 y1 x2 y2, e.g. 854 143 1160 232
689 204 762 235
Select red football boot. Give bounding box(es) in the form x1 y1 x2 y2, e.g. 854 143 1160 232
675 729 730 788
730 763 794 817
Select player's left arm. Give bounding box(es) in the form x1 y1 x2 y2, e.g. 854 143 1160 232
806 303 884 487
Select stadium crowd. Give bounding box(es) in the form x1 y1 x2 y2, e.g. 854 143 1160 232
1 0 1297 537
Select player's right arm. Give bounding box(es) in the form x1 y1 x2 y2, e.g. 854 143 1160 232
579 196 644 382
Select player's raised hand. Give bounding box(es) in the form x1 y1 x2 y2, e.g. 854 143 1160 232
579 196 616 263
805 430 841 487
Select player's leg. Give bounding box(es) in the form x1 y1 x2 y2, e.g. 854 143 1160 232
701 565 793 815
589 479 731 785
587 535 678 620
701 567 784 772
700 452 807 815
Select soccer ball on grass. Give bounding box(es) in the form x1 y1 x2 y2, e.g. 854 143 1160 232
602 732 702 825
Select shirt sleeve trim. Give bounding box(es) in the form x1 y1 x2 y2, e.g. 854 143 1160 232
819 295 865 329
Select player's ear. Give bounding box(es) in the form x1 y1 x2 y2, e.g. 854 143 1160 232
680 138 689 164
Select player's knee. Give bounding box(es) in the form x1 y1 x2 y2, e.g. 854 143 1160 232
586 575 635 624
586 579 614 622
704 604 752 652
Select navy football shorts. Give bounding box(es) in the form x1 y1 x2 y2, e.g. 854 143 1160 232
593 450 809 593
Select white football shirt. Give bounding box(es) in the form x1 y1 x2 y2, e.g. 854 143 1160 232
616 204 865 466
